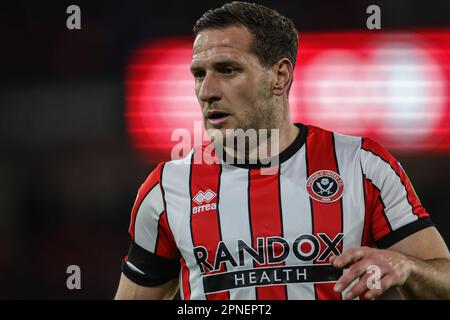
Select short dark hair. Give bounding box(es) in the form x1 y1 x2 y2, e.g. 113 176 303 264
193 1 298 68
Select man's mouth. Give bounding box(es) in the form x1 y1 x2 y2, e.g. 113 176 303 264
206 110 230 126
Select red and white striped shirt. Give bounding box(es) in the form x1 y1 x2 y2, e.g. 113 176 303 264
122 123 432 300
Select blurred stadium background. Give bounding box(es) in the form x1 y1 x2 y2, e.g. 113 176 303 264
0 0 449 299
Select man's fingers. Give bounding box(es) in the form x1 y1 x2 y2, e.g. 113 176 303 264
342 273 371 300
342 267 388 300
332 248 365 269
334 259 371 293
364 274 396 300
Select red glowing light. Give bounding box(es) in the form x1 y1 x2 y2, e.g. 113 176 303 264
125 30 450 164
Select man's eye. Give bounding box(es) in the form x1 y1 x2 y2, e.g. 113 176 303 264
193 71 205 79
220 67 235 75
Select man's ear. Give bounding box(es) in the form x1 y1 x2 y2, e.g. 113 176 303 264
272 58 294 96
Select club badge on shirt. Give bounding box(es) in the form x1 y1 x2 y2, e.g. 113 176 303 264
306 170 344 203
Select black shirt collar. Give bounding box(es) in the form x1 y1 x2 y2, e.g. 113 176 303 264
221 123 307 169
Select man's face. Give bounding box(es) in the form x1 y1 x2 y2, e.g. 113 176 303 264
190 26 277 142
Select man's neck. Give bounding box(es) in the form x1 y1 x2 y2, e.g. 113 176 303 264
223 122 300 163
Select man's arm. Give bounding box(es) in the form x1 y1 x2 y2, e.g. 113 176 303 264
330 226 450 299
391 226 450 299
117 163 181 300
114 273 179 300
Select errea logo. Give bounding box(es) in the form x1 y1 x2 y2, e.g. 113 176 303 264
192 189 217 214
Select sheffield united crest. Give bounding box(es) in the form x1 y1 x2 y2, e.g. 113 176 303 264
306 170 344 203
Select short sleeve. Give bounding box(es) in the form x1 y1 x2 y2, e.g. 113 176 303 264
121 163 180 286
360 138 433 249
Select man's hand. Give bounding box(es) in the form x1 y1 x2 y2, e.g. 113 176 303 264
330 247 413 300
330 227 450 300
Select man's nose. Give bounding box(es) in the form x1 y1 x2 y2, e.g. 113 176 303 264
198 72 222 103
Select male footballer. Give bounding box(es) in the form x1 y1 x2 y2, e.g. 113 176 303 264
115 2 450 300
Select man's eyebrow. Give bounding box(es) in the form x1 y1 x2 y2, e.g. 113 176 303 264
212 60 241 68
190 59 242 73
190 64 203 74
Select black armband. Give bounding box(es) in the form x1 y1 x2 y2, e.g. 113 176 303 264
376 217 434 249
121 241 180 287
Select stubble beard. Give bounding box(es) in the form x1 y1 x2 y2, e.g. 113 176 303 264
206 99 278 161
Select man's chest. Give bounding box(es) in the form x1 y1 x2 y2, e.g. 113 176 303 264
164 164 367 273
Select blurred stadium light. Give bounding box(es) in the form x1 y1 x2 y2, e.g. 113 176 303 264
125 29 450 163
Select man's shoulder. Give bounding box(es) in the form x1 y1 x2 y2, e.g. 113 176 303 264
157 143 219 172
138 150 195 194
305 123 363 149
305 124 398 165
163 147 196 167
150 148 196 181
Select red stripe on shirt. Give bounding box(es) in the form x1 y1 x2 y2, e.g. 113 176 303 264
364 176 393 242
180 257 191 300
128 162 163 240
361 138 429 219
190 158 229 300
360 174 374 247
155 211 179 259
306 126 343 300
248 167 287 300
